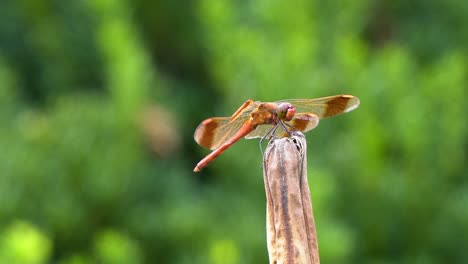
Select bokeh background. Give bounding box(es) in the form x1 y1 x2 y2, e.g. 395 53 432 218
1 0 467 263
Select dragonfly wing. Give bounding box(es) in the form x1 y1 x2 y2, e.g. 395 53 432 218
194 100 259 150
245 113 319 139
276 94 360 119
284 113 319 134
245 124 275 139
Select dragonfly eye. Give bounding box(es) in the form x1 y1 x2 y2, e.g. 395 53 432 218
278 103 296 121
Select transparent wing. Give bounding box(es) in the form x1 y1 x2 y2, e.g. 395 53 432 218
245 113 319 139
244 124 275 139
194 100 260 150
275 95 360 119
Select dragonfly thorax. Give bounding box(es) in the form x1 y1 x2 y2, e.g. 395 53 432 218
277 102 296 121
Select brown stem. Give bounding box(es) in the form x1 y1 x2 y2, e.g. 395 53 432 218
263 132 319 264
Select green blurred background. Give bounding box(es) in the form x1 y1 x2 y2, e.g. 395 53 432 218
0 0 467 263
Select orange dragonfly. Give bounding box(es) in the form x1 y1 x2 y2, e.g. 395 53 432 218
193 94 360 172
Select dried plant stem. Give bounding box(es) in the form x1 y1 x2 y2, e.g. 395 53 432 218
263 132 319 264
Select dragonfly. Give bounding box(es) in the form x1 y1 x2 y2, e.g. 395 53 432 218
193 94 360 172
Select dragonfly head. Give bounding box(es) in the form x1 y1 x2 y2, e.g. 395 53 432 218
277 102 296 121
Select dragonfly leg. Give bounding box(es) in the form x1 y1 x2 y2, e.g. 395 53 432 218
267 123 281 142
279 121 298 136
259 124 279 158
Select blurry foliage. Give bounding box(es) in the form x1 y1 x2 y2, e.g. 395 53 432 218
93 230 143 264
0 221 51 264
0 0 467 263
